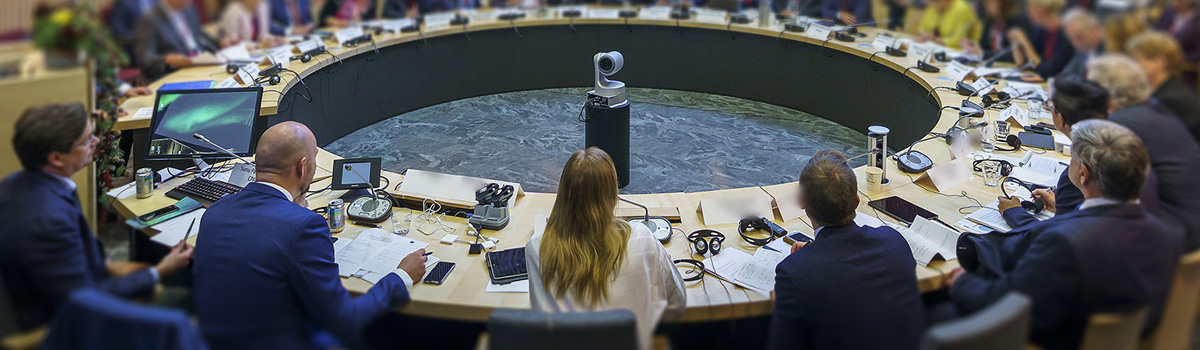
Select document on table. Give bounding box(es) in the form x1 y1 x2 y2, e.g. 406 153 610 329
334 228 396 276
895 216 960 266
732 248 788 296
361 234 430 274
963 201 1055 233
486 279 529 293
149 209 205 246
854 211 886 228
361 256 440 285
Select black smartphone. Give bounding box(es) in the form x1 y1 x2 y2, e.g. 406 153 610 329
867 196 937 226
783 232 813 245
138 205 178 222
423 261 456 285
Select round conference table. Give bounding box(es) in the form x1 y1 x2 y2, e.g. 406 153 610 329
112 8 1067 323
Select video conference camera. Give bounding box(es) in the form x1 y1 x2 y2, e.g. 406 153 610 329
589 51 626 107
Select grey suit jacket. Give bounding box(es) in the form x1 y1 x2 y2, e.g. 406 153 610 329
134 4 218 81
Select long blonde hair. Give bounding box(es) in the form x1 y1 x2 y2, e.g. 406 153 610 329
540 147 631 308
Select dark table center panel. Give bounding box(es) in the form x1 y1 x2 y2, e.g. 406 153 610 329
269 24 939 151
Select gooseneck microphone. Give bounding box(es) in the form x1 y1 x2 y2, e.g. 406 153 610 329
193 133 252 165
619 197 651 224
344 164 373 188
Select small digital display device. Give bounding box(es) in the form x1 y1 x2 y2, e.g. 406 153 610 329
331 158 382 190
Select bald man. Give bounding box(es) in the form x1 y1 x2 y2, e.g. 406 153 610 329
193 122 427 350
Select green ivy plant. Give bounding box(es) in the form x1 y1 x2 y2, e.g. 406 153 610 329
32 3 130 211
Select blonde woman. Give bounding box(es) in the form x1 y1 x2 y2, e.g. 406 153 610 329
1127 31 1200 140
526 147 686 350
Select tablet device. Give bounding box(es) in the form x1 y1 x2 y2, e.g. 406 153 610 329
1018 132 1055 150
867 196 937 226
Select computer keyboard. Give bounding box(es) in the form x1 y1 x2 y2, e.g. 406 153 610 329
165 177 243 204
485 247 528 285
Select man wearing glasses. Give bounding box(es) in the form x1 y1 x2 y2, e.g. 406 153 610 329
0 103 194 332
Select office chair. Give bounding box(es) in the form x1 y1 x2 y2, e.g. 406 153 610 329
0 269 45 350
40 288 207 350
1079 306 1150 350
1143 250 1200 350
486 309 638 350
919 291 1032 350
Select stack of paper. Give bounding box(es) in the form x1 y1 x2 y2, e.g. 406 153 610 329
333 228 429 278
703 247 788 296
895 216 960 266
962 201 1055 234
149 209 206 246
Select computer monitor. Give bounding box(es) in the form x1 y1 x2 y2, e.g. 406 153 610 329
331 158 382 190
146 87 265 161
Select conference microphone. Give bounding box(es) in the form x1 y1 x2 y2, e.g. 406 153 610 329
980 45 1014 67
618 197 674 243
783 0 813 32
192 133 253 165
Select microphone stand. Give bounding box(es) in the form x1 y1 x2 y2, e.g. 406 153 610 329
193 133 253 165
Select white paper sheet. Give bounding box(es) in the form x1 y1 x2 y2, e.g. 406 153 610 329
361 233 429 274
486 279 530 293
334 228 394 276
733 248 787 294
149 209 205 246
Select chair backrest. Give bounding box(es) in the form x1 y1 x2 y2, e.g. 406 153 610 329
0 268 19 339
1079 306 1150 350
920 292 1033 350
40 289 207 350
1146 250 1200 350
487 309 638 350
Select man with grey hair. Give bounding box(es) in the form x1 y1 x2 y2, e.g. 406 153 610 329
1087 54 1200 251
1059 8 1104 77
947 120 1178 350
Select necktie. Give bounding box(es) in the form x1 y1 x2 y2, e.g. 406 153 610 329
288 0 302 26
71 189 81 209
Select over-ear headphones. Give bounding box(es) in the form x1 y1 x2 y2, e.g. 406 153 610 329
226 63 239 74
994 134 1022 152
1002 177 1047 214
290 53 312 63
672 259 705 282
973 159 1014 177
687 229 725 256
737 216 787 246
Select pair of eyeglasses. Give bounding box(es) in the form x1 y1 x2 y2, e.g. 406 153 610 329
73 134 99 149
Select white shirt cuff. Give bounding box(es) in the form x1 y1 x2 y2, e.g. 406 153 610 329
118 82 132 96
394 271 414 291
149 267 160 282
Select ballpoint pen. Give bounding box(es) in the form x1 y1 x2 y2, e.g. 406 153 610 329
183 218 197 244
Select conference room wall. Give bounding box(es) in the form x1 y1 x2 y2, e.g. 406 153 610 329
268 24 939 156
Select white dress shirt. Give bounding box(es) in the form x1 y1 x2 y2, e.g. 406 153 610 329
255 181 414 290
164 4 199 52
1078 197 1131 210
526 223 686 350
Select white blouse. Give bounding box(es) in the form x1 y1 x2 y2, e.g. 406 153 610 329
526 222 687 350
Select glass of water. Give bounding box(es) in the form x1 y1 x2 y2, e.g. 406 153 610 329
983 161 1001 187
981 124 996 153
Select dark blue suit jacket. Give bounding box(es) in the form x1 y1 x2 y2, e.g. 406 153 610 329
268 0 314 36
820 0 872 26
953 203 1178 350
1110 102 1200 251
0 170 156 331
193 183 410 350
109 0 154 40
768 224 925 350
1030 26 1075 78
1002 168 1160 230
417 0 481 14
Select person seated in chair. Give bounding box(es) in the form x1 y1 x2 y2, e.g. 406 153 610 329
768 150 925 350
948 119 1179 350
526 147 686 350
0 103 193 331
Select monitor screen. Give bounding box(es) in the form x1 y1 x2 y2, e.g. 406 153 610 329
147 87 264 160
331 158 382 190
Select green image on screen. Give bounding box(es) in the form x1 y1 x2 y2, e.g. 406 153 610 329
150 90 258 157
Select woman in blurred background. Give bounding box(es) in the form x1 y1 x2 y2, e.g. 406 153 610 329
1127 31 1200 141
1008 0 1074 77
917 0 982 49
963 0 1031 62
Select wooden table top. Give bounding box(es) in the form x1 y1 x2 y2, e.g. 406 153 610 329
111 8 1067 322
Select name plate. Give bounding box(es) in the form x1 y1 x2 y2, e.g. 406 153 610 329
805 23 832 39
425 12 456 29
971 77 994 96
911 43 933 61
215 76 242 88
641 6 672 20
382 19 414 32
945 61 972 81
334 27 364 45
295 38 322 54
266 46 292 67
588 8 621 19
234 64 259 85
872 34 896 50
694 8 727 24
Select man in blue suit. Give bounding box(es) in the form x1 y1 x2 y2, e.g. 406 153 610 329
193 121 428 350
949 120 1179 350
998 76 1160 229
821 0 873 26
109 0 156 42
768 150 925 350
1088 55 1200 252
268 0 314 36
0 103 193 331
